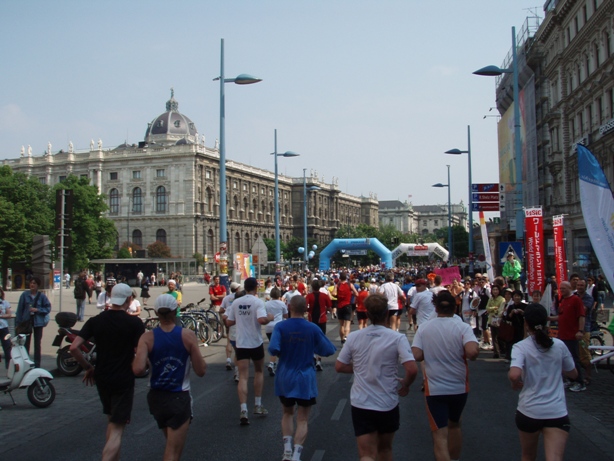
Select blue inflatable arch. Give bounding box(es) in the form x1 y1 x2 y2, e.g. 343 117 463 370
318 238 392 271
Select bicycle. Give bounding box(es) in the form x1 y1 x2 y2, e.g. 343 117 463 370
589 345 614 374
182 298 225 344
143 307 160 331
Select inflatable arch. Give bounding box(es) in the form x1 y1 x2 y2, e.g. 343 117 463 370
391 243 449 263
318 238 392 271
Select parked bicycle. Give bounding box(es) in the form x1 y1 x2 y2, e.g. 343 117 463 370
589 345 614 374
181 298 224 345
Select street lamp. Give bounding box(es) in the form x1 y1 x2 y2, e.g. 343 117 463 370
272 129 299 270
432 165 452 262
473 26 523 241
303 168 320 270
214 38 261 284
445 125 473 275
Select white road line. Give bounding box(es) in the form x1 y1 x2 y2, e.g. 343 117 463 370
331 398 347 421
310 449 325 461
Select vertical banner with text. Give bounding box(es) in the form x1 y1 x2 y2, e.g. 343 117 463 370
524 207 546 295
552 215 567 289
479 212 495 282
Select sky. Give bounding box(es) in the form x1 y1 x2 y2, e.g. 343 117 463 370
0 0 543 210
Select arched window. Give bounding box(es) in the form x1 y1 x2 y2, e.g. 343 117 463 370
234 232 241 253
156 229 167 244
109 188 119 215
132 229 142 247
207 229 214 256
206 188 213 213
245 232 251 252
156 186 167 213
132 187 142 214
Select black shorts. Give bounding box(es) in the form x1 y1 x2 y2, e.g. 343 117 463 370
331 300 338 309
96 384 135 424
147 389 192 429
266 332 272 341
314 322 326 334
356 311 368 320
236 344 265 362
351 405 400 437
279 396 317 407
337 305 352 321
425 393 468 431
351 303 357 311
515 410 571 433
388 309 402 317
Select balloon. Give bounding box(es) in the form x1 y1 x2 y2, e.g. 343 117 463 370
312 245 318 251
298 247 305 254
308 251 315 259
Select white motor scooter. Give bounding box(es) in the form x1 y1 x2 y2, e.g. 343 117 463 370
0 333 56 408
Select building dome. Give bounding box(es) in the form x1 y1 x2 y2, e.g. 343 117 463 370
144 89 198 145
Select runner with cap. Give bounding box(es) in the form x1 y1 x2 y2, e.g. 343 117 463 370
70 283 145 461
133 294 206 461
165 279 182 325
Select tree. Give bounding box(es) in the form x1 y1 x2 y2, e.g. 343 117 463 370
147 240 171 258
0 166 54 289
54 175 117 273
117 247 133 259
192 252 204 270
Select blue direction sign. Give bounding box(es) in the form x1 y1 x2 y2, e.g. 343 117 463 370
471 183 499 193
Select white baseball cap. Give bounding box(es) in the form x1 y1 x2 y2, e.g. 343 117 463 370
154 294 178 312
110 283 133 305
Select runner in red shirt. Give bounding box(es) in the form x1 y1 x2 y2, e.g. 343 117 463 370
355 281 369 330
305 279 332 371
209 275 227 311
333 272 358 343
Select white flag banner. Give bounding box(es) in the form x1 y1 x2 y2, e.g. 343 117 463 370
479 211 495 281
578 144 614 290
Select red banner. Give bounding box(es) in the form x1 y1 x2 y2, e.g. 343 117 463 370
434 266 462 286
552 215 567 289
525 207 546 295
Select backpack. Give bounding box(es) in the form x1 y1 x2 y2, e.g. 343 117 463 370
74 281 85 299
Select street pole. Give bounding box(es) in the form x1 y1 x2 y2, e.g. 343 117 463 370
447 164 452 262
303 169 308 270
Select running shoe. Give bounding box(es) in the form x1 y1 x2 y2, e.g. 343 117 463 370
254 405 268 416
569 383 586 392
226 360 233 371
234 370 239 383
282 452 293 461
240 410 250 425
268 362 275 376
315 360 323 371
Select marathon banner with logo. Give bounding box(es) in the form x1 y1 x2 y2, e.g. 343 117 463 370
524 207 546 295
478 212 495 282
552 215 567 289
577 144 614 335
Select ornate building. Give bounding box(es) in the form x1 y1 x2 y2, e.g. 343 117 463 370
378 200 468 235
2 91 378 270
491 0 614 275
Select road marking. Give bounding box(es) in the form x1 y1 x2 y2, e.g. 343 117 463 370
310 449 325 461
331 398 347 421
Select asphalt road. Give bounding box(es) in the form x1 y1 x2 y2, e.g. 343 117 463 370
1 283 613 460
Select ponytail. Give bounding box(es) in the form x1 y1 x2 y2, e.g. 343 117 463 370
532 324 554 350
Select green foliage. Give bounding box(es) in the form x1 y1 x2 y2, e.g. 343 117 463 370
192 252 204 269
0 166 54 287
147 240 172 258
117 247 133 258
54 175 117 273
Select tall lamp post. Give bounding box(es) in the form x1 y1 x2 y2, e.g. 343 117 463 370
214 38 261 285
303 168 320 270
474 26 523 241
432 165 453 262
445 125 474 275
272 129 299 271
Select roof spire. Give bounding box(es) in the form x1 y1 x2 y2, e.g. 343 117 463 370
166 87 179 112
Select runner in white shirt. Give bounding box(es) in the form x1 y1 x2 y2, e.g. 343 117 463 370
412 290 479 461
508 303 577 461
409 279 435 327
225 278 274 425
220 282 241 375
265 287 288 376
378 273 406 331
336 293 417 461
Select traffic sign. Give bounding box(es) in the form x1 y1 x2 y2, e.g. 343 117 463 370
472 202 500 211
471 183 499 193
472 192 500 202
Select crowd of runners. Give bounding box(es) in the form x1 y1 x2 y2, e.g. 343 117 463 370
11 259 585 460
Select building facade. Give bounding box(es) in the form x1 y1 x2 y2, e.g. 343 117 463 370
490 0 614 276
2 92 378 269
378 200 468 235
